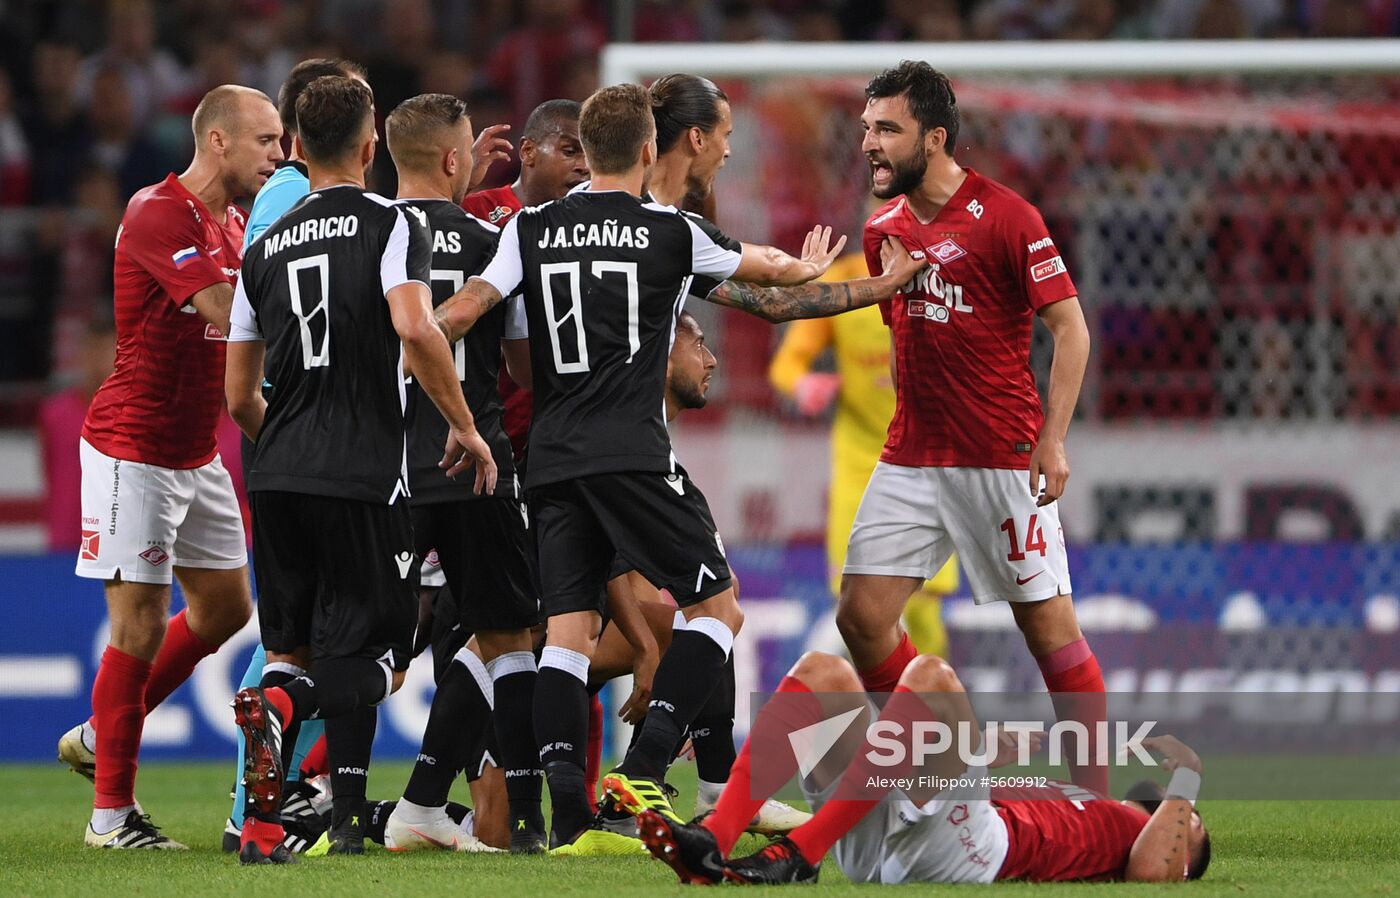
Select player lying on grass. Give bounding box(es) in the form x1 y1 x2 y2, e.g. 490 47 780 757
631 651 1211 885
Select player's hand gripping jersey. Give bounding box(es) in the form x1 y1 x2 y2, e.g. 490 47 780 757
862 169 1077 470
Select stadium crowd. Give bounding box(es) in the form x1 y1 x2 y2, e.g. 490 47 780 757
2 0 1397 393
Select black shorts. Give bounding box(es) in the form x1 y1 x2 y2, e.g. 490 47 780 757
413 498 541 634
251 492 417 670
529 469 733 618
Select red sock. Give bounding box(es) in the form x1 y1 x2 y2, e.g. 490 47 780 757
703 675 821 856
263 685 294 724
142 610 218 711
857 633 916 695
585 693 604 812
1036 638 1108 794
92 646 153 809
300 735 328 778
787 685 929 866
240 816 285 853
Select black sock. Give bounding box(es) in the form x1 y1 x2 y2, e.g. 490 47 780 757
402 658 491 807
259 669 304 779
327 705 377 830
494 665 544 835
534 666 591 842
619 629 727 781
278 674 318 724
362 799 395 845
688 654 737 783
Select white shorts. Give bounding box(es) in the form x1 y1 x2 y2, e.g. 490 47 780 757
803 765 1007 885
76 438 247 585
844 463 1072 604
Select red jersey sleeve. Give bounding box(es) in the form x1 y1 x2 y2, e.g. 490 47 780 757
863 219 895 326
1002 201 1077 311
121 197 229 306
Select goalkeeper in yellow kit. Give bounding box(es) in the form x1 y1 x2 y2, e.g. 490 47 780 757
769 253 954 657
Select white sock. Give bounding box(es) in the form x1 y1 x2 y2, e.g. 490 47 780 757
392 797 444 824
80 721 96 753
697 779 725 804
458 809 476 837
91 805 136 833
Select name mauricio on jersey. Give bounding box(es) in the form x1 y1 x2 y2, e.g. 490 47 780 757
262 215 360 258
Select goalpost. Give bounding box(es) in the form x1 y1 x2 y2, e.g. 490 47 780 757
597 42 1400 740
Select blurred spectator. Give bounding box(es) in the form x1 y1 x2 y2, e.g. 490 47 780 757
230 1 298 98
485 0 606 124
39 318 115 551
47 167 122 380
75 0 190 128
367 0 433 113
970 0 1076 40
419 50 475 98
1189 0 1252 38
714 0 793 41
1156 0 1283 38
87 67 170 200
790 7 845 41
633 0 705 41
1060 0 1120 39
21 42 90 206
875 0 963 41
0 70 31 206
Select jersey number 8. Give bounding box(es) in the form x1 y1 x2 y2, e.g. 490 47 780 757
288 254 331 369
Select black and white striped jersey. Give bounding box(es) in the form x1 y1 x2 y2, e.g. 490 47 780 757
477 189 741 488
230 185 431 503
398 198 522 503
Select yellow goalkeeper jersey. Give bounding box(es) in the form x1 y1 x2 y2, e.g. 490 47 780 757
768 254 894 461
769 252 958 601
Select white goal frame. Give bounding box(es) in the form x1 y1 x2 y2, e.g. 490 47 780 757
603 39 1400 83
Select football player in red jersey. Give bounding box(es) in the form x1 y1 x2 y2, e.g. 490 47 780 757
462 98 588 461
62 85 283 850
833 61 1106 793
632 651 1210 886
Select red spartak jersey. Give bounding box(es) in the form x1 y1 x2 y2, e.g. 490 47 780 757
84 174 245 469
992 782 1149 882
863 168 1077 469
462 184 531 458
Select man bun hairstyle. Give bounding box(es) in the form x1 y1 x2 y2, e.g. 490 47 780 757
865 60 959 155
278 58 365 135
649 73 728 154
578 83 656 176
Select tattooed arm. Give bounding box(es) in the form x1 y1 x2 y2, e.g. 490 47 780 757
433 278 505 343
706 235 923 323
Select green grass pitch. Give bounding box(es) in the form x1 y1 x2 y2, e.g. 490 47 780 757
2 760 1397 897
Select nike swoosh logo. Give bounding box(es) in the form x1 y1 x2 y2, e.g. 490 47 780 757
1015 572 1043 586
209 246 222 255
408 827 455 849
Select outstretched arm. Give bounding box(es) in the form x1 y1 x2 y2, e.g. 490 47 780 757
707 236 923 323
731 225 847 286
1124 736 1202 883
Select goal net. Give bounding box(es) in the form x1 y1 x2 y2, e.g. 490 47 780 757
602 42 1400 718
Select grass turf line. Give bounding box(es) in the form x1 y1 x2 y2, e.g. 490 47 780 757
2 761 1397 897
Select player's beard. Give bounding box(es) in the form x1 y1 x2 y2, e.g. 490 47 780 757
872 144 928 200
672 379 708 410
